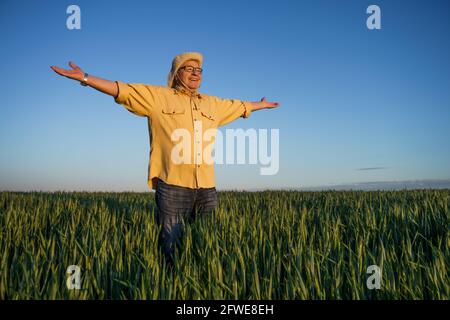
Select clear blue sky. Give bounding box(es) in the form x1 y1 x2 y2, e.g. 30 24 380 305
1 0 449 191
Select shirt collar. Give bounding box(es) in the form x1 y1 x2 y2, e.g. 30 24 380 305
173 84 203 99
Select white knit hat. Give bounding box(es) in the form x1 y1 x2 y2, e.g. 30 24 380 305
167 52 203 88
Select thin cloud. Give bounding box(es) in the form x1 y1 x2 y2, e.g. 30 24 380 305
356 167 389 171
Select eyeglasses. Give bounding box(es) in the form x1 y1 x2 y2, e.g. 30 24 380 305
180 66 203 74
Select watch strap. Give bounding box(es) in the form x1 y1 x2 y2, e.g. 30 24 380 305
80 73 89 86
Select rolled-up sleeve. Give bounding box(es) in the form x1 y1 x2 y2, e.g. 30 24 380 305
114 81 159 117
212 96 252 127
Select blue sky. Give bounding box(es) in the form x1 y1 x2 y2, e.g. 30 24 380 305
1 0 449 191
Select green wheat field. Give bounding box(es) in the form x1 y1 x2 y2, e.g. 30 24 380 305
0 189 448 300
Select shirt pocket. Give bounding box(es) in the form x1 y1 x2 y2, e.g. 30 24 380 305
200 110 215 121
162 105 186 115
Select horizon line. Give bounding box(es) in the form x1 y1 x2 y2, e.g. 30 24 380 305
1 178 450 193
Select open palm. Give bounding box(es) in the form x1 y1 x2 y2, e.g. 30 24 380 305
260 97 280 109
50 61 84 81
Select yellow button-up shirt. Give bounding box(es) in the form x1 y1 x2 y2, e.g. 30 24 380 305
114 81 252 190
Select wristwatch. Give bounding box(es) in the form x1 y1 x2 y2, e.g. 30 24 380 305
80 73 89 86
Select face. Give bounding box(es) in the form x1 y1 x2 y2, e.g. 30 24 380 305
176 59 202 90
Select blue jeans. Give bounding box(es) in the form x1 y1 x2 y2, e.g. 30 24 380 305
154 178 218 265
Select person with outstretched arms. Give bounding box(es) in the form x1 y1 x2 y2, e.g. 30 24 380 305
51 52 280 266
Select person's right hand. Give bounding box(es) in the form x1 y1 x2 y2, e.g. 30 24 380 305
50 61 84 81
